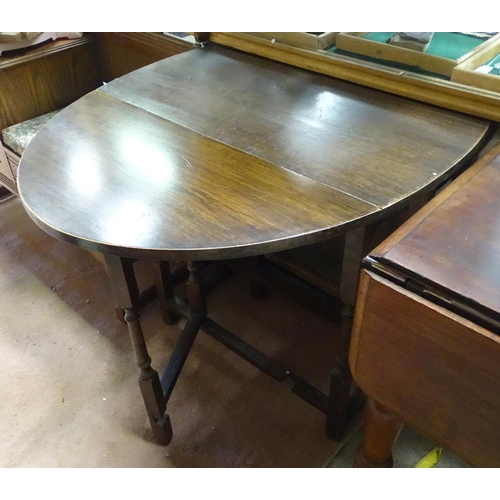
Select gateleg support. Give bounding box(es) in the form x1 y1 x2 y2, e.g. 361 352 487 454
327 226 367 440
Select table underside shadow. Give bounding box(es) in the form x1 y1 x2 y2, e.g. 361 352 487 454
103 230 371 444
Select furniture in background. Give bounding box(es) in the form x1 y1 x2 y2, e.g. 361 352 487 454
0 34 101 193
17 44 489 444
205 32 500 121
0 34 100 131
1 110 62 193
0 32 194 194
0 32 83 55
92 32 194 82
350 144 500 467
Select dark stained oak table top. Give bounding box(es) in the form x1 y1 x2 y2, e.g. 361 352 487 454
17 45 491 261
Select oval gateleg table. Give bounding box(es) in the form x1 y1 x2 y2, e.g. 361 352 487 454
17 45 491 445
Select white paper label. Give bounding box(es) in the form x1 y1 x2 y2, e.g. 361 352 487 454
475 65 494 74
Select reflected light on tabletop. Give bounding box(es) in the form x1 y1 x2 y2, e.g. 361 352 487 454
104 198 157 248
121 134 176 185
70 153 101 196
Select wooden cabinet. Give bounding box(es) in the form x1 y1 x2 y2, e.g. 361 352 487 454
0 35 101 132
92 32 194 82
0 33 194 133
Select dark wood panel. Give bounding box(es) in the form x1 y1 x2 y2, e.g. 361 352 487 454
0 36 102 131
350 270 500 468
92 32 193 82
101 45 490 208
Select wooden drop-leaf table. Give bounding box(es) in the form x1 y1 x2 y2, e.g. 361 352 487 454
17 45 490 444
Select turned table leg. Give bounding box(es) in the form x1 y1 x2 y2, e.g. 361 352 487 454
124 307 173 445
104 254 172 444
103 256 140 323
327 226 366 440
354 398 404 468
327 303 356 440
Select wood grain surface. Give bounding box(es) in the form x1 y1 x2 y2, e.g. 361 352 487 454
350 269 500 467
17 46 490 261
0 36 101 132
92 32 193 83
100 46 489 208
372 144 500 322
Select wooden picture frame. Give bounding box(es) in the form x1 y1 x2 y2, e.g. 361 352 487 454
247 32 338 51
452 40 500 93
335 32 500 77
208 32 500 122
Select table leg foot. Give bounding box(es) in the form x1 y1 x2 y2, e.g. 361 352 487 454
147 409 173 446
326 363 351 440
354 447 393 468
124 307 171 445
326 304 355 440
353 398 403 468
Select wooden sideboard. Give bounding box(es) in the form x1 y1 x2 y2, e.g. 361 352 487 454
0 35 101 191
0 35 101 132
91 32 194 82
0 33 194 132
